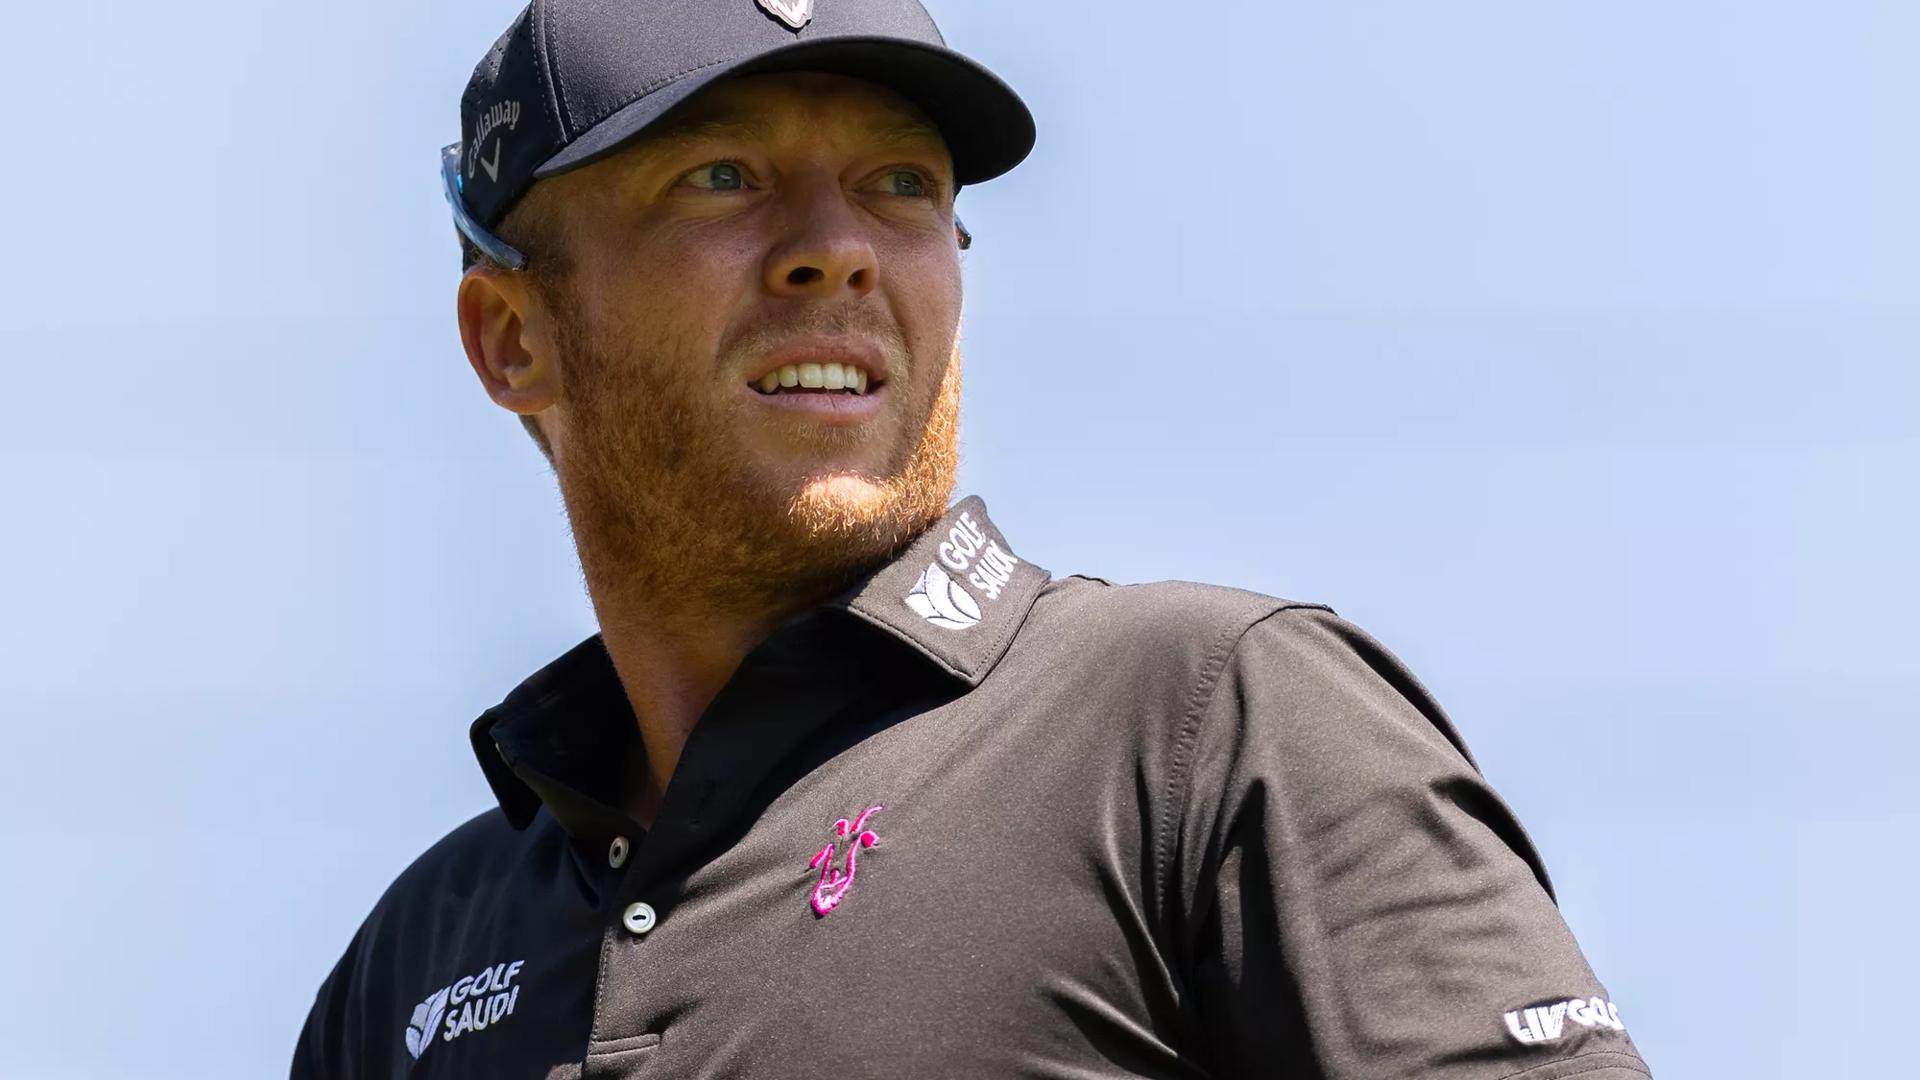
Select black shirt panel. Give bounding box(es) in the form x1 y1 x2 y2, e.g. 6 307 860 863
294 497 1651 1079
291 808 603 1080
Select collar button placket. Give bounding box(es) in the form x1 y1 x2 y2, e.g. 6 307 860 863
587 834 671 1071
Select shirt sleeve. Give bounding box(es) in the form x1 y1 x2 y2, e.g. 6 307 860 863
291 974 341 1080
290 928 371 1080
1168 605 1652 1080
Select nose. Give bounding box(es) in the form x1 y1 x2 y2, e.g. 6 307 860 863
762 174 879 301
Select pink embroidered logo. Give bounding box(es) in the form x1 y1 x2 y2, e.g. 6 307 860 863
808 805 882 916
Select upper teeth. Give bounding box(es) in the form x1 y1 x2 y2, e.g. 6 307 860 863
757 363 872 394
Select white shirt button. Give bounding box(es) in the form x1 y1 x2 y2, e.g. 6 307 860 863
622 901 656 936
608 835 629 869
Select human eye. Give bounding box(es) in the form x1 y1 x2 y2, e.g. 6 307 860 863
676 161 751 192
870 167 940 200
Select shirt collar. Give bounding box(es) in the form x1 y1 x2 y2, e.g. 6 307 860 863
835 493 1051 686
469 494 1049 833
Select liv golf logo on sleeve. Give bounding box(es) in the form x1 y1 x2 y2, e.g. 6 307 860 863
1503 996 1626 1045
405 959 527 1061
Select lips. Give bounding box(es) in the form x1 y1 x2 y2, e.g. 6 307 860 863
752 361 872 395
742 337 892 396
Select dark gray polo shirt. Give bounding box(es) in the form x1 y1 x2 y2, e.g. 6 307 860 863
292 495 1652 1080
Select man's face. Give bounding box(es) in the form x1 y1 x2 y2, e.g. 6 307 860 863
490 71 967 612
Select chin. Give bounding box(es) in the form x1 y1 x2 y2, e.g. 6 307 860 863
769 463 943 553
787 472 896 536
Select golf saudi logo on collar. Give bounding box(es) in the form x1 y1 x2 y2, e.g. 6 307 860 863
906 563 981 630
903 511 1023 630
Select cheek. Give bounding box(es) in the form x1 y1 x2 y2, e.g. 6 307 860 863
578 226 763 350
889 248 964 363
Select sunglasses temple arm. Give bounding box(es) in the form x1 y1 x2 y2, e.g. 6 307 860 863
441 145 529 271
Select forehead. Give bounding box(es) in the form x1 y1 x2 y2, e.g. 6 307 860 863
629 70 949 158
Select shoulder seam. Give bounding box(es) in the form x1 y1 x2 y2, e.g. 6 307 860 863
1153 599 1332 918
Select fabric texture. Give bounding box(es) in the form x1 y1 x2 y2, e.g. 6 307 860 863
292 496 1651 1079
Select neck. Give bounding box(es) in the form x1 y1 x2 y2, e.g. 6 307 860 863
571 515 880 828
588 596 789 829
552 453 957 825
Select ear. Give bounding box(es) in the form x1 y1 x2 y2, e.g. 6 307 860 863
456 267 559 419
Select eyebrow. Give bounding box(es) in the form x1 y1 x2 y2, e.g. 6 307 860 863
872 119 945 147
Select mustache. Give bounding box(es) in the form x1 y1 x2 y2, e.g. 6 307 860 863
720 305 910 368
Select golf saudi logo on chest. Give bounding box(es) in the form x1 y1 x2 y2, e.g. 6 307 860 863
404 958 527 1061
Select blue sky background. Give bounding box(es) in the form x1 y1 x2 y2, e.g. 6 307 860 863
4 1 1914 1076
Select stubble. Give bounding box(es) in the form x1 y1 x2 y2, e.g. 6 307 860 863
544 286 962 626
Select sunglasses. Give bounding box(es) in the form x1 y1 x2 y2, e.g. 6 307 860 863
441 141 973 270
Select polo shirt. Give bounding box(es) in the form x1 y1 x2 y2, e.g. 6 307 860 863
292 495 1653 1080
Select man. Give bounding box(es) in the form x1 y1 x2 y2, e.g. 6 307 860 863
293 1 1653 1077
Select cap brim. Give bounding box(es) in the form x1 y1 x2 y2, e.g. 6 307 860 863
530 36 1035 187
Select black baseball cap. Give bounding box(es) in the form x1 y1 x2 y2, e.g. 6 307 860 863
448 0 1036 250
